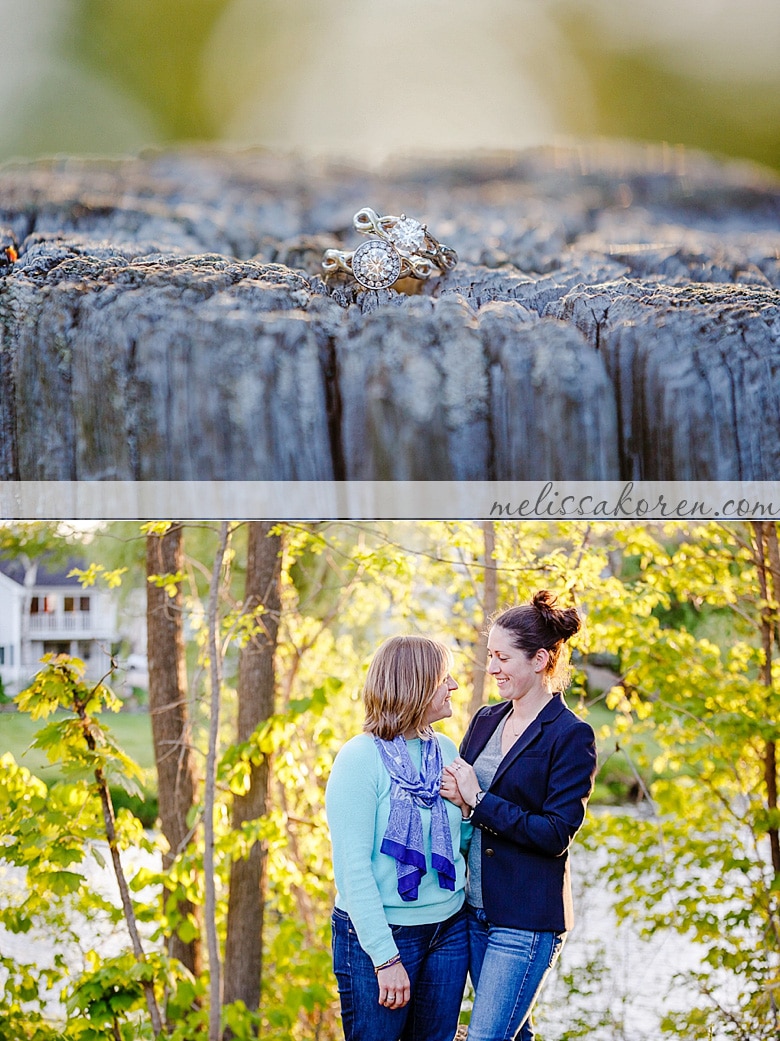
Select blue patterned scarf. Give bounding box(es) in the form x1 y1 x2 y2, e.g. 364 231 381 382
374 732 456 902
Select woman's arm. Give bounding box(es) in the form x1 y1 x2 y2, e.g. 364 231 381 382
325 738 399 966
453 722 597 857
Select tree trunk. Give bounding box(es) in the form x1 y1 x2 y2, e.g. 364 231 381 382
203 522 230 1041
223 523 282 1020
74 685 164 1039
1 143 779 481
145 524 201 976
19 555 37 678
468 521 497 717
751 522 780 877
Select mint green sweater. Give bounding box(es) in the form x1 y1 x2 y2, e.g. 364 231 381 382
325 732 468 966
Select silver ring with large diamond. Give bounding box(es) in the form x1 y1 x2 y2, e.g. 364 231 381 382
321 207 457 290
353 207 458 274
322 241 436 290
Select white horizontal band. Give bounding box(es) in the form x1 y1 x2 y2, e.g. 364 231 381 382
2 481 779 521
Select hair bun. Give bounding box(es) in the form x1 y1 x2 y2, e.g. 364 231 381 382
531 590 581 641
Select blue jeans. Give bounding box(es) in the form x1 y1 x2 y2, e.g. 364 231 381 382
466 906 565 1041
331 905 468 1041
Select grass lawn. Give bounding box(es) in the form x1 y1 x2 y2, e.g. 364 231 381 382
1 699 657 808
0 709 156 785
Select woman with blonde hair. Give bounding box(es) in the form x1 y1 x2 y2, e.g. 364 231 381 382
326 635 469 1041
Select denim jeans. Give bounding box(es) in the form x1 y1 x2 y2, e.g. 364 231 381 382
331 905 468 1041
466 905 565 1041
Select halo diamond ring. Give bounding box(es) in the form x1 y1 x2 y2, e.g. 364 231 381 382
322 207 457 291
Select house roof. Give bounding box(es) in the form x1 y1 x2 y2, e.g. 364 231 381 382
0 557 87 588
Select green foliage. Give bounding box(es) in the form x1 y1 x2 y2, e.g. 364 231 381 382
0 709 157 785
260 918 336 1040
15 656 144 796
3 521 780 1039
550 4 780 172
145 570 185 598
109 786 159 830
0 754 129 1036
582 523 780 1039
68 0 236 142
67 953 150 1026
0 523 77 565
68 564 128 590
534 944 627 1040
0 949 66 1041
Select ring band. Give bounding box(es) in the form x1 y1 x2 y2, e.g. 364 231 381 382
354 207 458 273
323 240 436 290
322 207 457 290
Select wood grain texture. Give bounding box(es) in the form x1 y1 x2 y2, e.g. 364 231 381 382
1 144 778 480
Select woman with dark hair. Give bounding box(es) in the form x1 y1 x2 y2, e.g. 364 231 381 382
442 591 597 1041
325 635 469 1041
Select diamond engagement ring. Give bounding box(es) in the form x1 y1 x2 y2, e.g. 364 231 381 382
322 207 457 291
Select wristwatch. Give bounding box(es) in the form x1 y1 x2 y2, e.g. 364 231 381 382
462 789 485 821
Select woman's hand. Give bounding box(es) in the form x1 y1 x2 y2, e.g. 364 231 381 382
441 765 469 813
376 960 411 1008
448 757 481 809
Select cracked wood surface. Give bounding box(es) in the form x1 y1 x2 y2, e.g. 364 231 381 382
1 143 779 481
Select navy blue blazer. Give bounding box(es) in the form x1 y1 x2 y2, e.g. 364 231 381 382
461 693 597 933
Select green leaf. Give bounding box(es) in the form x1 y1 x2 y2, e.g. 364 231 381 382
42 870 84 895
176 916 199 944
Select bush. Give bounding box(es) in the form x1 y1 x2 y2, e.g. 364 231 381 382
109 786 159 829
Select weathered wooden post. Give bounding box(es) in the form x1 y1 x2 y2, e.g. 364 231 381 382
1 143 778 481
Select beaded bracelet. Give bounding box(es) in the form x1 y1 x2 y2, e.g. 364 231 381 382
374 953 401 974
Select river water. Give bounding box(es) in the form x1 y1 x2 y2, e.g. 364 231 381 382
0 828 738 1040
536 846 727 1040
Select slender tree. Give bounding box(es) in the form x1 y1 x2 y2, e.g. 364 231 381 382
14 655 165 1038
468 520 497 717
752 522 780 877
203 522 231 1040
145 523 201 976
223 523 283 1018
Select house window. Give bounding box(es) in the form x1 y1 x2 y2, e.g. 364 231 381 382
43 641 70 656
31 596 56 613
0 647 4 665
62 595 90 630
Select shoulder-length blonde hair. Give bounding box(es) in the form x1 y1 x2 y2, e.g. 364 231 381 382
362 635 452 741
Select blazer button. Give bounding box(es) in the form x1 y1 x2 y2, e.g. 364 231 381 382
485 848 495 857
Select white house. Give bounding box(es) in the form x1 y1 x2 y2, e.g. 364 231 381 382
0 557 119 695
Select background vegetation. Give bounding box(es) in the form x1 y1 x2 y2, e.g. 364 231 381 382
0 520 778 1040
0 0 777 171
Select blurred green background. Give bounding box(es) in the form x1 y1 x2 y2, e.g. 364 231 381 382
1 0 778 171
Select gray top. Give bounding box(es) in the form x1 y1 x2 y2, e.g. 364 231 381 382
466 717 508 908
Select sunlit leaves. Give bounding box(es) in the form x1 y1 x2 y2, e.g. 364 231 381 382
15 656 122 720
4 519 780 1039
68 563 128 589
582 522 780 1038
14 657 143 798
146 570 185 598
139 521 174 537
